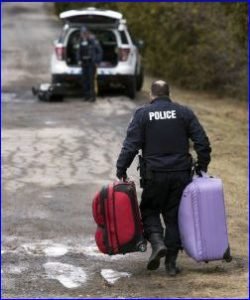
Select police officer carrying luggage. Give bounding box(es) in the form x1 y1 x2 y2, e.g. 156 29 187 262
116 80 211 276
78 26 103 102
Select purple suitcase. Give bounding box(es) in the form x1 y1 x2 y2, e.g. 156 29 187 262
178 175 232 262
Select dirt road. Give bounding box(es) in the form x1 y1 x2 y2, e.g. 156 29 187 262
2 3 248 299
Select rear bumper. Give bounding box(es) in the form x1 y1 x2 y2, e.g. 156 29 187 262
52 74 81 85
52 74 133 87
98 74 133 86
51 55 135 77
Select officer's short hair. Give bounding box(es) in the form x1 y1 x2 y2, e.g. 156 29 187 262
151 80 169 97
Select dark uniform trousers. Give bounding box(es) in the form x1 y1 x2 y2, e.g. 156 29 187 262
81 61 96 99
140 171 191 251
78 36 102 100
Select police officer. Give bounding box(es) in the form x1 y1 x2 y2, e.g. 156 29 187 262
78 26 103 102
116 80 211 276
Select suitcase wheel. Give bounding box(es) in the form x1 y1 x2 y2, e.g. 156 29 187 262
223 246 232 263
137 242 147 252
224 256 232 263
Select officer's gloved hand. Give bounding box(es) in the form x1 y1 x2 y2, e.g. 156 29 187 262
194 163 203 177
195 162 207 177
116 169 127 181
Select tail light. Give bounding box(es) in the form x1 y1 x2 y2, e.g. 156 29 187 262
118 48 130 61
55 45 65 61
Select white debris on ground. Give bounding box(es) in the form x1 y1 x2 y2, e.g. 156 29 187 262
2 93 17 103
4 263 28 275
2 92 35 103
101 269 131 284
43 245 68 257
44 120 58 126
3 237 144 262
7 241 69 257
82 244 126 260
43 262 88 289
42 193 53 199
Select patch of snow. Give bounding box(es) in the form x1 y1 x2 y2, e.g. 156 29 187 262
20 241 68 257
101 269 131 284
4 263 28 275
8 265 27 274
44 262 88 289
43 245 68 257
21 243 38 255
82 244 126 261
44 120 57 126
2 92 17 102
42 193 53 198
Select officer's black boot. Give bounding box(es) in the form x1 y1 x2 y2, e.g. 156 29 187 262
165 250 180 276
85 94 96 102
147 233 168 270
88 96 96 102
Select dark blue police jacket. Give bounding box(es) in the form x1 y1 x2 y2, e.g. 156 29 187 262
116 96 211 173
78 36 103 64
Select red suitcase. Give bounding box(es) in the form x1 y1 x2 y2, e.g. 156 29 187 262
92 180 147 255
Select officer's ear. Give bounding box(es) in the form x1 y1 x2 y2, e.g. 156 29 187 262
149 92 154 101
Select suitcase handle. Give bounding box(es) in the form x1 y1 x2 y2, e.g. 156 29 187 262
116 176 130 183
194 171 214 179
200 171 210 178
192 160 213 178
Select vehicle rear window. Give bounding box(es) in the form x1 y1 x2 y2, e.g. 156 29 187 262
67 29 117 45
93 30 117 45
66 29 118 66
119 30 129 44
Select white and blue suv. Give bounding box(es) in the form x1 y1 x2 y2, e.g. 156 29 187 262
51 7 144 99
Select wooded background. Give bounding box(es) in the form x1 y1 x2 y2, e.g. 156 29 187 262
54 2 248 100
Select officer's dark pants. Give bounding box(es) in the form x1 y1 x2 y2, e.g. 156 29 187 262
140 171 191 252
81 62 96 100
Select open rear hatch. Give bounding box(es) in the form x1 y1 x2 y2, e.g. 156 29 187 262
62 8 122 68
60 8 122 28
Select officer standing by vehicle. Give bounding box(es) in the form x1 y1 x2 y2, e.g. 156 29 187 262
116 80 211 276
78 26 103 102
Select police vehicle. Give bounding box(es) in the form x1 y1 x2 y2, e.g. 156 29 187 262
51 7 144 99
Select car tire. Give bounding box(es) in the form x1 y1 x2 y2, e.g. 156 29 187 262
52 75 63 84
49 94 64 102
136 66 144 91
127 76 136 99
38 93 64 102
